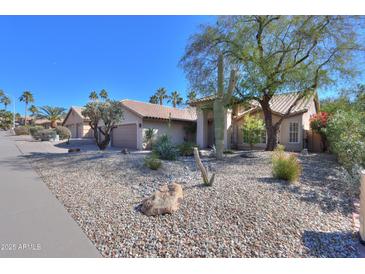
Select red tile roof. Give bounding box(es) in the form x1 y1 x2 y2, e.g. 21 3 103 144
121 100 197 122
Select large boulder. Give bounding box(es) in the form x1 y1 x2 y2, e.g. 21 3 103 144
141 183 183 216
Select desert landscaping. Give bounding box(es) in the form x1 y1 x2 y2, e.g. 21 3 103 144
26 144 358 257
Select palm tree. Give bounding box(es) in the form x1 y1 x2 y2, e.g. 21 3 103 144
168 91 183 108
19 91 34 125
186 90 197 104
89 91 98 102
38 106 66 128
1 96 11 110
155 87 168 105
0 89 4 98
149 95 159 104
29 105 38 117
99 89 108 100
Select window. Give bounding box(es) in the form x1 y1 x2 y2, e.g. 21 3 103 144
289 122 299 143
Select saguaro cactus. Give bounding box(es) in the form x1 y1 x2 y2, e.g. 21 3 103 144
193 147 215 186
213 54 237 160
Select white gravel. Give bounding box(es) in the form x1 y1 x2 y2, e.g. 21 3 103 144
29 150 359 257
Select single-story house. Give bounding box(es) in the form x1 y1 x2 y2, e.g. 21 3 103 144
190 92 320 152
63 100 196 150
62 106 94 138
110 100 196 150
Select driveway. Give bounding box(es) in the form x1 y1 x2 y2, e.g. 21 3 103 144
0 131 101 257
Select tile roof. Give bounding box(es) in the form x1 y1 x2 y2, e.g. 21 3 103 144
190 92 317 116
121 100 197 122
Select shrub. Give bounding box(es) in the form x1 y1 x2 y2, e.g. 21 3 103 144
275 144 285 152
152 134 179 160
0 110 13 130
178 142 196 156
144 154 162 170
14 126 30 135
38 129 57 141
29 126 44 139
326 110 365 176
272 151 301 183
241 115 265 150
55 126 71 140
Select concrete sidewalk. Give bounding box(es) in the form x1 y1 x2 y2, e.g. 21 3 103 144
0 131 101 257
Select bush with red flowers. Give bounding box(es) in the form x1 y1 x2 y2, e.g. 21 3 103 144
310 112 328 151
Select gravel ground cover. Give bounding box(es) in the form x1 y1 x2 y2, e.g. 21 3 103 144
29 150 359 257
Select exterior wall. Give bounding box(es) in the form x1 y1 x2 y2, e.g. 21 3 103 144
142 119 195 147
115 107 143 150
64 109 84 138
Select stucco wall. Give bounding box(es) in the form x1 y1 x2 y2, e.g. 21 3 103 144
142 119 194 146
115 107 143 150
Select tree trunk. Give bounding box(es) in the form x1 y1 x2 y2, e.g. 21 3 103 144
51 120 57 128
97 133 110 150
214 98 225 160
261 95 279 151
24 103 27 125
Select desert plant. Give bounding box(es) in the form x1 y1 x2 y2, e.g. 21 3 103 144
55 126 71 140
242 115 265 150
144 154 162 170
326 110 365 178
14 126 30 135
38 129 57 141
310 112 329 151
144 128 156 149
193 147 215 186
29 126 44 139
38 106 66 128
178 142 196 156
275 144 285 152
272 151 302 183
152 134 179 160
0 110 13 130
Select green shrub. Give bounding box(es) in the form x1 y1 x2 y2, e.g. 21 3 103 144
0 110 13 130
223 149 234 154
55 126 71 140
152 134 179 160
272 151 301 183
14 126 30 135
29 126 44 139
178 142 196 156
275 144 285 152
144 154 162 170
38 129 57 141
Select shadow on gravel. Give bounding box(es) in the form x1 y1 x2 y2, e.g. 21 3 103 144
302 230 359 258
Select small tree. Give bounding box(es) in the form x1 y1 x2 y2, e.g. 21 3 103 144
310 112 328 151
82 99 124 150
241 115 265 150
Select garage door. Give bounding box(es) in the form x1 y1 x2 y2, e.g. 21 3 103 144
112 124 137 149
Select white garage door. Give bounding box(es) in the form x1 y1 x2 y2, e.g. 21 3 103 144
112 124 137 149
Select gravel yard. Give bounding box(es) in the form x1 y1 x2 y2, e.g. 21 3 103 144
29 150 359 257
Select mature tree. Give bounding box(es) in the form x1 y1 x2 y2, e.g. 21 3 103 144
89 91 99 102
99 89 108 100
0 110 13 130
186 90 197 104
28 105 38 117
19 91 34 125
82 100 124 150
38 106 66 128
1 96 11 110
149 95 159 104
155 87 168 105
168 91 183 107
180 16 364 150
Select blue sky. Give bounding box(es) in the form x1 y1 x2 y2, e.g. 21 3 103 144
0 16 215 113
0 16 363 114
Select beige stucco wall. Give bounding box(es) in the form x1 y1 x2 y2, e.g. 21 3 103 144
142 119 194 146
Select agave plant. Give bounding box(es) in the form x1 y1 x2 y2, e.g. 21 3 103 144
38 106 66 128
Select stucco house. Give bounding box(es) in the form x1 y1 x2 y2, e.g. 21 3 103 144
62 106 94 138
190 92 320 152
63 100 196 150
111 100 196 150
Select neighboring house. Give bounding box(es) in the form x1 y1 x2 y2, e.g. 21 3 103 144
110 100 196 150
63 100 196 150
190 92 319 152
62 106 94 138
34 118 62 128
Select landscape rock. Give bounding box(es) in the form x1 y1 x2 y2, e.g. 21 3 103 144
68 148 80 153
140 183 183 216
